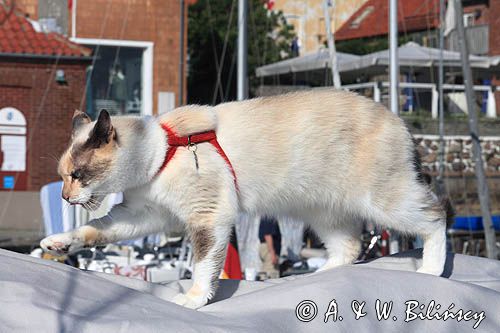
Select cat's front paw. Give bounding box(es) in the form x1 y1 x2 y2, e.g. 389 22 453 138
40 232 84 256
172 293 208 309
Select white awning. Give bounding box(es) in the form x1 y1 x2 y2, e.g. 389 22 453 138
256 42 500 77
255 48 360 77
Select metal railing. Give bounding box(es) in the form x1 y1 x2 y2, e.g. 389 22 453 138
341 81 497 119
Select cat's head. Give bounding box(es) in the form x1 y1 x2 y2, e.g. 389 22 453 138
58 109 118 209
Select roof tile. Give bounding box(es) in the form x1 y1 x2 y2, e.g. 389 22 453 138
335 0 439 41
0 6 91 57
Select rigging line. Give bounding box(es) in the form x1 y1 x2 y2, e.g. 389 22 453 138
261 9 271 78
206 0 224 103
0 0 112 227
398 1 424 113
0 0 15 27
105 0 132 101
248 0 262 67
249 1 276 95
79 0 113 111
0 51 62 227
460 156 474 243
211 0 236 105
224 47 237 101
423 0 437 85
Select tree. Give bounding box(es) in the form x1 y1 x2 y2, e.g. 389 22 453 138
187 0 295 105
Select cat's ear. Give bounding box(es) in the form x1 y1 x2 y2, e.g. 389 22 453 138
87 109 115 148
72 110 91 135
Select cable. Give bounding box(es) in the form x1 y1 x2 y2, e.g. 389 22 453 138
105 0 132 102
211 0 237 104
206 0 225 103
78 0 113 111
224 48 237 101
0 0 15 27
0 0 114 230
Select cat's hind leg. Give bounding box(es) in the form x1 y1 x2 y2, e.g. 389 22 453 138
371 183 446 276
310 212 362 272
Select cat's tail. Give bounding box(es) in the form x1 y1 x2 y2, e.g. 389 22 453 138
441 196 456 229
412 143 455 228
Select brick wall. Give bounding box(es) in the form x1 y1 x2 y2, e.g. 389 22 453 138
74 0 186 111
0 60 87 191
15 0 187 112
14 0 38 18
463 3 490 26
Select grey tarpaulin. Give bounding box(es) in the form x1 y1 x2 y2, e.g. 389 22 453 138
0 248 499 332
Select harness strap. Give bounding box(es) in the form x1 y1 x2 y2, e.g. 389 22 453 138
158 124 238 191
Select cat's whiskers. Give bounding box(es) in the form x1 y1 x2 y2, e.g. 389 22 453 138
87 200 99 212
39 156 59 164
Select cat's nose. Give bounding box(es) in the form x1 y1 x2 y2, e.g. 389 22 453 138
62 193 70 202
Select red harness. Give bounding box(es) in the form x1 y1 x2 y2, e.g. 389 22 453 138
158 124 238 190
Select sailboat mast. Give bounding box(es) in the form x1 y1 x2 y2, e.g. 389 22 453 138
323 0 341 88
454 0 497 259
437 0 445 195
237 0 248 101
389 0 399 115
179 0 186 106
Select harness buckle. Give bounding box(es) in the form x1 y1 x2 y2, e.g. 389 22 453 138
187 135 199 171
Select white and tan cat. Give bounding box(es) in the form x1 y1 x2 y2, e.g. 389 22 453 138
41 90 446 309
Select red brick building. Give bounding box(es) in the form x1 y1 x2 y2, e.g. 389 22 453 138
16 0 193 116
0 1 192 245
335 0 440 43
2 0 195 192
335 0 493 54
0 5 91 191
0 5 90 245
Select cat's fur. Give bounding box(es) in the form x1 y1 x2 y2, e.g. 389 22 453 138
41 89 446 309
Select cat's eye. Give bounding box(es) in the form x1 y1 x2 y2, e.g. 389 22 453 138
70 170 82 180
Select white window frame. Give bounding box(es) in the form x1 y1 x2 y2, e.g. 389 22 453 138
70 38 154 116
463 13 475 27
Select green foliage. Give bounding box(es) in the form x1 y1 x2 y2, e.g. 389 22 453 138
187 0 295 104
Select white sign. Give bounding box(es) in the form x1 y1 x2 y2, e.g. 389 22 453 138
0 107 27 126
1 135 26 171
0 126 26 135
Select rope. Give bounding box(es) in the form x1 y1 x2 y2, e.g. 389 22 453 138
79 0 113 111
0 0 15 27
206 0 225 103
105 0 132 101
211 0 237 104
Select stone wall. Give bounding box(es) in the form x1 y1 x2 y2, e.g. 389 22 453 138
414 135 500 176
414 135 500 215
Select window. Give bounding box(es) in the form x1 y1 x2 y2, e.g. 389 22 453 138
350 6 374 29
72 38 153 117
84 45 143 118
463 13 474 27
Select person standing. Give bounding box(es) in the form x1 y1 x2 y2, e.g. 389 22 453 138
258 216 281 279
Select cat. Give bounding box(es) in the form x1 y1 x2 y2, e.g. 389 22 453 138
41 89 446 309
